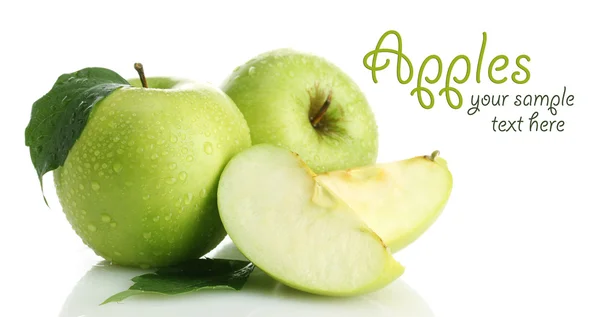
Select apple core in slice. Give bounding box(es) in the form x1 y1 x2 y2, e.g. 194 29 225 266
316 151 453 252
217 144 404 296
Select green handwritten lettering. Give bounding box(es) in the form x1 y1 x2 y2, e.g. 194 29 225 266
363 30 413 84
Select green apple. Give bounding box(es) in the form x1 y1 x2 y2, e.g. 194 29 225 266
54 74 251 268
217 144 404 296
221 48 378 174
316 151 453 252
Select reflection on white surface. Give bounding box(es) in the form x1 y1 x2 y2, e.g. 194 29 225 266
60 242 433 317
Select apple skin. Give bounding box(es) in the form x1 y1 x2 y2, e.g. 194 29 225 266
222 48 378 173
54 80 251 268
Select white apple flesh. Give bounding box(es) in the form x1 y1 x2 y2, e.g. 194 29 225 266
217 144 404 296
316 151 453 252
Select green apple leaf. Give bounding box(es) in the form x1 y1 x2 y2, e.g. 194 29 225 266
101 258 255 305
24 67 130 200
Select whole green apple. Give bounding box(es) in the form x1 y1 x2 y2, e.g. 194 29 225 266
221 48 378 173
53 71 251 268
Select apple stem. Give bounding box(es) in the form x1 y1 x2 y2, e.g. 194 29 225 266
134 63 148 88
310 92 333 127
427 150 440 161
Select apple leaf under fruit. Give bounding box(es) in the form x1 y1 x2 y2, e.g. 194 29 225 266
24 67 130 194
102 258 255 305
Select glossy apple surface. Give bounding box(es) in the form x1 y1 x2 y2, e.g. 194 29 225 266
54 79 251 268
222 49 378 173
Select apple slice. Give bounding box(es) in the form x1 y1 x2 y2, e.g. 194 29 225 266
217 144 404 296
316 151 453 252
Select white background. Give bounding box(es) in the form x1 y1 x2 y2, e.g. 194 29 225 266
1 1 599 316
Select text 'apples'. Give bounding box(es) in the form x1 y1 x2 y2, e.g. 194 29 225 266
316 151 453 252
217 144 404 296
222 48 379 174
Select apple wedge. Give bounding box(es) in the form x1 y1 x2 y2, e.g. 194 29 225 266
316 151 453 252
217 144 404 296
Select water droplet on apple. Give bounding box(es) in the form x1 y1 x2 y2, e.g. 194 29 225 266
153 216 160 222
170 135 178 143
110 222 117 228
87 224 97 232
179 171 188 181
91 182 100 191
143 194 150 200
151 153 159 160
101 214 111 223
184 193 193 205
112 163 123 173
186 155 194 161
166 177 177 184
114 251 122 256
248 66 256 76
203 142 213 155
136 147 144 153
79 184 85 190
169 163 177 170
200 188 207 198
143 232 152 239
